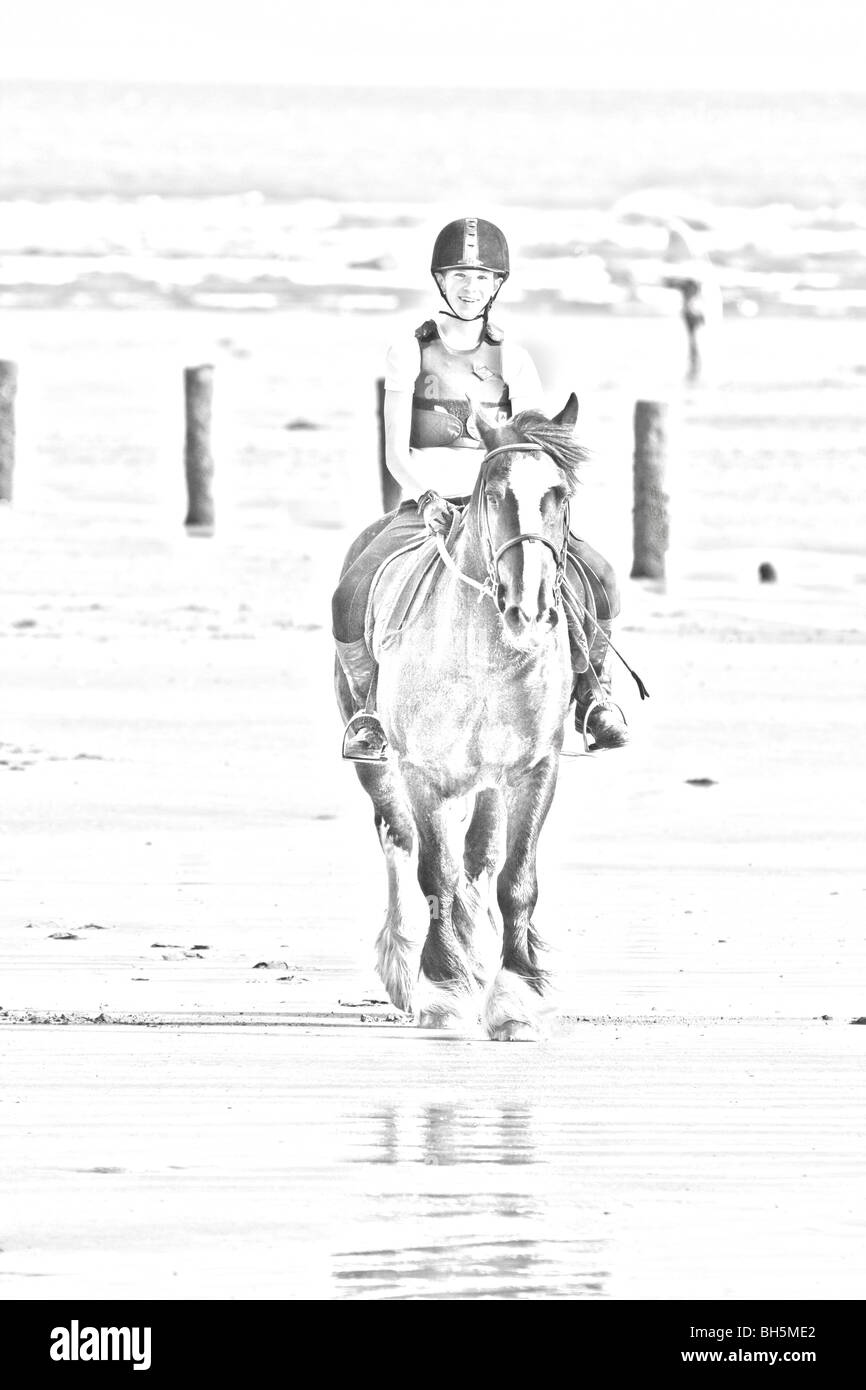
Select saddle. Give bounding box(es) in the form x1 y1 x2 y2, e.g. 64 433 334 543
364 508 463 663
363 508 601 674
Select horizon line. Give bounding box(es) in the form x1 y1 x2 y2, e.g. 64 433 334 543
1 76 863 97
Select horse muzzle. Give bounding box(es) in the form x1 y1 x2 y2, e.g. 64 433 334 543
499 592 560 645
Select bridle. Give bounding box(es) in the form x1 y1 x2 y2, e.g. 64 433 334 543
431 440 651 711
435 443 571 607
481 443 571 600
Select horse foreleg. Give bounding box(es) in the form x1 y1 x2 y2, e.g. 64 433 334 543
486 754 559 1042
402 770 481 1031
355 763 422 1014
461 788 505 988
374 814 422 1014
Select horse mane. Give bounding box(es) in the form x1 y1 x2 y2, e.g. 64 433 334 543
484 410 589 494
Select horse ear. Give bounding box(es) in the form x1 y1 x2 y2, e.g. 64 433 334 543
552 393 579 430
472 402 500 449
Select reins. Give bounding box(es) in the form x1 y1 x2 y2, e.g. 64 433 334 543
435 532 494 599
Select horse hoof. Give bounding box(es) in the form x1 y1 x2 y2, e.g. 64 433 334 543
490 1020 541 1042
415 973 481 1032
484 969 548 1041
383 974 414 1015
417 1008 466 1031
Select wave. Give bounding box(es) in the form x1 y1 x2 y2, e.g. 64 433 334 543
1 192 865 315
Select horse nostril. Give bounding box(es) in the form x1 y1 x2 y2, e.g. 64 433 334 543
547 607 559 628
504 606 530 634
496 584 507 613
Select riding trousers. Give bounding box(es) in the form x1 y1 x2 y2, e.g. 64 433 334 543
331 499 620 653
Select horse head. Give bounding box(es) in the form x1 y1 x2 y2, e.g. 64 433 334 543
472 394 584 648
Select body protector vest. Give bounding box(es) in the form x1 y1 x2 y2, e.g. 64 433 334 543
409 320 512 450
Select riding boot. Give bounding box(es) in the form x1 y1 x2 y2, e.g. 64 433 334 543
335 637 389 762
572 621 629 750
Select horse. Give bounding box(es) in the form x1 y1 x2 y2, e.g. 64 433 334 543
334 395 587 1040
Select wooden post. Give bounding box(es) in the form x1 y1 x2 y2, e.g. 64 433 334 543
184 364 215 531
683 282 704 383
686 321 702 383
376 378 401 513
0 361 18 503
631 400 669 580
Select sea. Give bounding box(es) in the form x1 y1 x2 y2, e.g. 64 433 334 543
1 82 865 317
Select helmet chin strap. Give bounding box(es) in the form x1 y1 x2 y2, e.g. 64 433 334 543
439 306 488 323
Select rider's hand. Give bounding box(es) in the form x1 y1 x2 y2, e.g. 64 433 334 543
419 493 452 536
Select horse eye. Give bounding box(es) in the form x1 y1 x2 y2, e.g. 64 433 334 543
486 494 500 508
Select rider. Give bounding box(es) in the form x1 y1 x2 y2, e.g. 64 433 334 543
332 216 629 761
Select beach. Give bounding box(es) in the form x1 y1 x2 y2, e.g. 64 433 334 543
0 304 864 1299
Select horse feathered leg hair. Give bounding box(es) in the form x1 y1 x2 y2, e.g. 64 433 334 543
336 657 420 1013
402 768 486 1031
484 752 559 1041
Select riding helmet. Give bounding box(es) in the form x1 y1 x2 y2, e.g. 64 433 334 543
431 218 510 280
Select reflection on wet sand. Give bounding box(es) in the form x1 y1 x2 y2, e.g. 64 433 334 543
366 1102 538 1166
336 1102 609 1299
2 1025 864 1300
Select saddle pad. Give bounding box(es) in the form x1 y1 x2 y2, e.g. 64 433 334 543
365 510 462 662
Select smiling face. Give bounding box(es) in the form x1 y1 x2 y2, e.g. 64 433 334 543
437 267 500 319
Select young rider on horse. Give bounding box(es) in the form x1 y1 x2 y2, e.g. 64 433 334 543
332 216 629 761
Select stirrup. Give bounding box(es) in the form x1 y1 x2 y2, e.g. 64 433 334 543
580 698 628 753
341 711 389 763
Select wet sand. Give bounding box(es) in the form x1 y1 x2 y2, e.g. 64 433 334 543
3 1021 864 1301
1 308 865 1300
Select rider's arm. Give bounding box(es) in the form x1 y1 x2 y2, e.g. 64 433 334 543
384 391 451 533
383 388 470 500
383 389 421 495
383 336 429 497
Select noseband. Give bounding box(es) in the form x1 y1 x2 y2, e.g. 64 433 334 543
478 443 571 602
